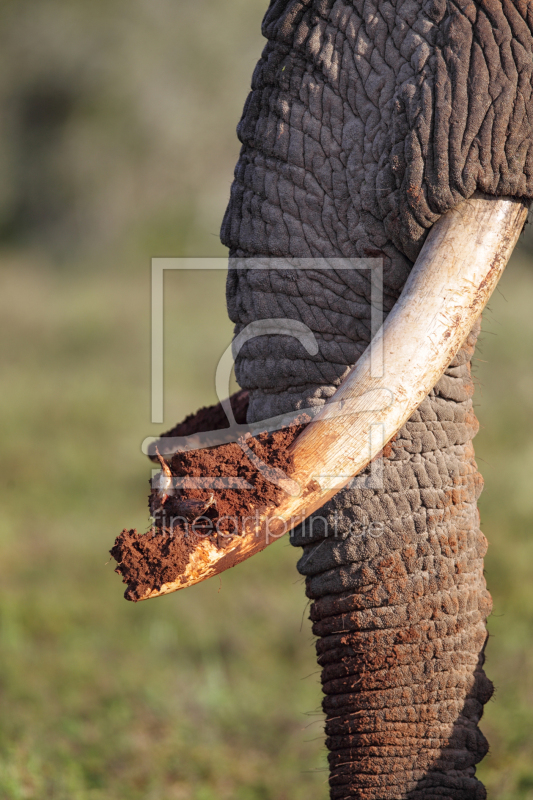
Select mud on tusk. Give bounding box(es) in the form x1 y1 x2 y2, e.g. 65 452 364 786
131 193 529 599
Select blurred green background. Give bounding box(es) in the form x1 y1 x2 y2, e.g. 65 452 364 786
0 2 532 798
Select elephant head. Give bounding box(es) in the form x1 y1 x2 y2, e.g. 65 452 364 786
216 1 533 797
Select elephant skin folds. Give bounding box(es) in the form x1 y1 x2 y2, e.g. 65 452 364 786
217 0 530 796
292 328 492 799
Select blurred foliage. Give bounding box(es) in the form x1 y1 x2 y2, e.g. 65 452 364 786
474 257 533 799
0 1 533 799
0 0 265 256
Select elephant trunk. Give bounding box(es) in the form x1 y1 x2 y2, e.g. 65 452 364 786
292 325 493 798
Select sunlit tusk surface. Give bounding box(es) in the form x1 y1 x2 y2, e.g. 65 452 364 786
141 193 528 600
290 193 528 487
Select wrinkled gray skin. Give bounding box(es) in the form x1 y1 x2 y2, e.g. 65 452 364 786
221 1 533 797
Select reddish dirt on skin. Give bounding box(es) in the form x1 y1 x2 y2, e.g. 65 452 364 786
111 396 309 601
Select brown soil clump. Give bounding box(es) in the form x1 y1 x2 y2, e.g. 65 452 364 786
111 400 309 601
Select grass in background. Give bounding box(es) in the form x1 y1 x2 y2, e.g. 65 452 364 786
1 245 533 799
0 253 326 800
475 248 533 799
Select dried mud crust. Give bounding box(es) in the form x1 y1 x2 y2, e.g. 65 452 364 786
111 398 309 601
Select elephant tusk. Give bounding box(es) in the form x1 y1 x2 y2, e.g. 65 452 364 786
129 193 528 599
289 193 529 488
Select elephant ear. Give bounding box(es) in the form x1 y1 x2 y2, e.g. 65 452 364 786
113 193 528 601
254 0 533 262
372 0 533 260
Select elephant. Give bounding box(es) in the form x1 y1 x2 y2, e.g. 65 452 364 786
216 0 533 798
